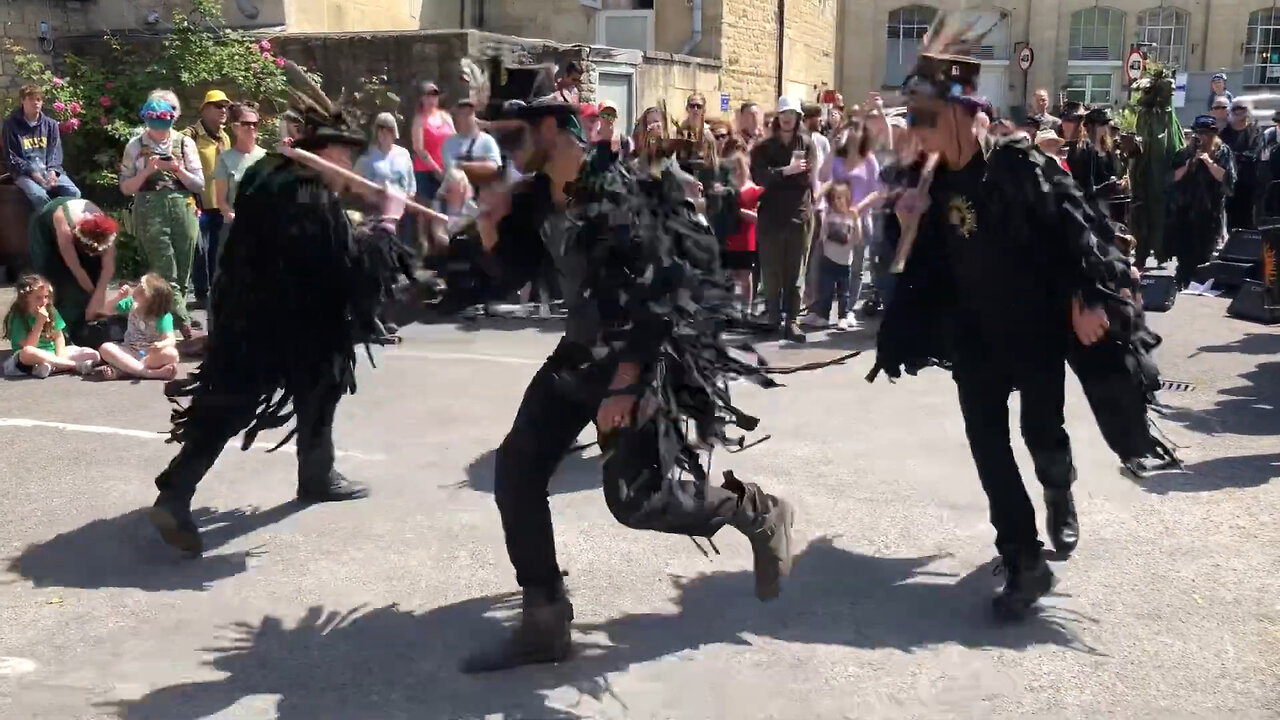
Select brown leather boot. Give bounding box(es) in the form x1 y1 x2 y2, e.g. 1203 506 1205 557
460 583 574 674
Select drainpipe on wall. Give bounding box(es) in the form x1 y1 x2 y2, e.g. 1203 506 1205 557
1201 0 1211 72
680 0 703 55
776 0 787 100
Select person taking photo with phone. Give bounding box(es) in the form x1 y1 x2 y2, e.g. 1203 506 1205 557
119 96 205 339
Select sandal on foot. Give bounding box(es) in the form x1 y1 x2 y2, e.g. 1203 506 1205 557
90 366 117 381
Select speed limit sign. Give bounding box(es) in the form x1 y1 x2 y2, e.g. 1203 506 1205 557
1017 45 1034 71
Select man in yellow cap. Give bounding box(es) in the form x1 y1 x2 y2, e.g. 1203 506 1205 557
184 89 232 311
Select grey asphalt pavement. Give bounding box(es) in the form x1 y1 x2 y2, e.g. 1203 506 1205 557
0 293 1276 719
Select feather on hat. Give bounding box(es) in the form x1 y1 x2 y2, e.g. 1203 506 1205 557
900 10 1003 108
283 61 401 151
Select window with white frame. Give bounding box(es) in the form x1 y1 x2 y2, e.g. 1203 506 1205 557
1066 73 1115 105
885 5 938 87
971 9 1012 61
1069 7 1126 61
1136 7 1189 69
596 10 655 52
1245 8 1280 85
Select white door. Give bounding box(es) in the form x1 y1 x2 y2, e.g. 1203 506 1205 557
978 65 1007 115
596 72 635 132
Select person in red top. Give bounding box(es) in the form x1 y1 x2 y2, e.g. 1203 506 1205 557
410 81 455 202
723 150 763 309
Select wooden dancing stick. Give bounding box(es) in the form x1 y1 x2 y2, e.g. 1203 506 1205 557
890 152 941 274
281 146 450 224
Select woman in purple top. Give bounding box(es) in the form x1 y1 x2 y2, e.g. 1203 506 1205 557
828 123 882 308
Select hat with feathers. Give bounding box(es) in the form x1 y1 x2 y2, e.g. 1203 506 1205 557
282 61 400 151
900 10 1000 111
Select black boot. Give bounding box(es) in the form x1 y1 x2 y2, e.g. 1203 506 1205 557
991 550 1055 622
297 470 370 503
460 583 574 674
1044 489 1079 557
1122 454 1181 479
725 472 796 601
148 494 203 558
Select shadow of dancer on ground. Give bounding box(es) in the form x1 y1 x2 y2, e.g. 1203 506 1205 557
1191 332 1280 357
1159 360 1280 438
104 537 1096 720
4 503 303 592
462 446 601 496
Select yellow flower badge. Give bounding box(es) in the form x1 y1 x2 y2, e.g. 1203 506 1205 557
948 196 977 239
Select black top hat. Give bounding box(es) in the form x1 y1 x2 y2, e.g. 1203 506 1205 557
1061 101 1087 119
1083 107 1112 126
903 53 983 103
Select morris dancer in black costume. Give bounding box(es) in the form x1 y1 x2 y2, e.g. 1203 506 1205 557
148 66 409 556
443 69 795 672
869 19 1175 620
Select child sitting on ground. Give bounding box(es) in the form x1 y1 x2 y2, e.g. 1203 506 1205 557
4 274 100 378
93 273 180 380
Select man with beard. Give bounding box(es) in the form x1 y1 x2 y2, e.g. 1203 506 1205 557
869 43 1167 620
448 92 796 673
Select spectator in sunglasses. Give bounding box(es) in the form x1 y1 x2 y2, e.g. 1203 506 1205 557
675 92 718 181
212 102 266 230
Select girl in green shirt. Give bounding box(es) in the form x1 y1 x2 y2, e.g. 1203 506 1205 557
3 273 100 378
93 273 180 381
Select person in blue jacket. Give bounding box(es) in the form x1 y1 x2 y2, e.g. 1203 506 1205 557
2 84 80 209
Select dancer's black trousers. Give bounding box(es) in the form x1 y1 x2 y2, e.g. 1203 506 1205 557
155 379 345 504
495 341 750 592
953 354 1075 557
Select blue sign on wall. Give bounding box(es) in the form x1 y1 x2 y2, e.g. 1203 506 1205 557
721 93 730 112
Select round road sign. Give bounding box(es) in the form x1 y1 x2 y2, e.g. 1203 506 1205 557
1126 49 1145 82
1017 46 1034 71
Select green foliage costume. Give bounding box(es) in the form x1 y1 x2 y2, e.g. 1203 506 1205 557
1129 64 1185 266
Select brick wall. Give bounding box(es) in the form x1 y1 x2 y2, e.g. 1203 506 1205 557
0 0 90 99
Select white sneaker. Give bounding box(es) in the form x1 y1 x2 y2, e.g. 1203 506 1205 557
74 359 96 375
31 362 53 379
842 312 860 330
798 312 828 328
836 316 852 331
538 302 552 319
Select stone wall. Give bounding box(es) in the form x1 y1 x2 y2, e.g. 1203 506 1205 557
82 0 287 32
717 0 779 108
0 0 90 99
637 52 724 119
781 0 837 103
269 30 592 121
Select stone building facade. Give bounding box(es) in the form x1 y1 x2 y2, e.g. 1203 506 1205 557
0 1 90 95
476 0 839 116
837 0 1280 119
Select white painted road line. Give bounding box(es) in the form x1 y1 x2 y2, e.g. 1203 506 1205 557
0 418 384 460
383 350 543 365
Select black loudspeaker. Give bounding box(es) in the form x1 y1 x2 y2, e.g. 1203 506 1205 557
1220 229 1264 263
1140 271 1178 312
1196 259 1259 289
1226 280 1280 324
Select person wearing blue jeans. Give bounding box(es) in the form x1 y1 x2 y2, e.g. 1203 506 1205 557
3 84 80 209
